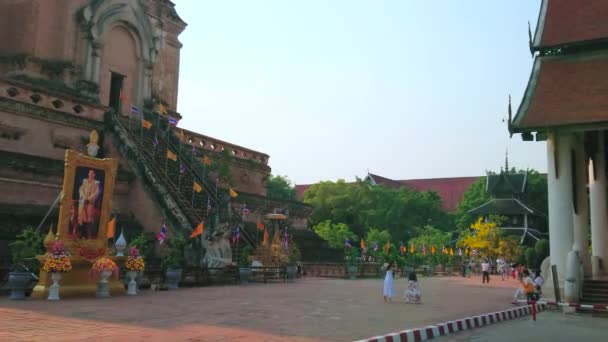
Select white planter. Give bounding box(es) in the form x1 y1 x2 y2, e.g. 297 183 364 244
96 270 112 298
48 273 61 301
127 270 138 295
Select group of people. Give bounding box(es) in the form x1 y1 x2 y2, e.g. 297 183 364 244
383 261 422 304
514 269 544 301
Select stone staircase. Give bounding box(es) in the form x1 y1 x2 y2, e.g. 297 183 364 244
106 110 256 251
581 279 608 304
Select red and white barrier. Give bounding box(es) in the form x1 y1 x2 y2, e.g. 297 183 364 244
355 303 545 342
512 299 608 311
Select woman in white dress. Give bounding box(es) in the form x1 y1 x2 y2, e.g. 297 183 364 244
404 271 422 304
383 261 394 302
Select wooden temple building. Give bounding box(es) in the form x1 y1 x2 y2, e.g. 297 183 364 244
509 0 608 302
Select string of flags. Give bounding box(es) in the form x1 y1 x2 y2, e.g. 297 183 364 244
346 237 471 257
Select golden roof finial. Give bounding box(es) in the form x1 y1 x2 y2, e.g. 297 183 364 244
44 223 55 251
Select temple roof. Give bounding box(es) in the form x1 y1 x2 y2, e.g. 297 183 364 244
532 0 608 50
511 53 608 131
486 172 527 197
468 198 543 216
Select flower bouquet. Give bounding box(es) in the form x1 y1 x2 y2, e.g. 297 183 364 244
90 257 119 279
125 247 144 295
43 240 72 273
43 240 72 301
125 247 145 272
90 257 118 298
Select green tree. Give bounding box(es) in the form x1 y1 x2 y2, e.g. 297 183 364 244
304 179 450 242
312 220 356 249
265 174 297 201
453 177 489 232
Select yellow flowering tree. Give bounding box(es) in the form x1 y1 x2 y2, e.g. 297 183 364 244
459 218 521 261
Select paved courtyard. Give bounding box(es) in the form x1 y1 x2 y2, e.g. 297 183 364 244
437 310 608 342
0 276 519 341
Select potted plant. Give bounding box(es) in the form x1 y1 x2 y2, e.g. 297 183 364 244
286 243 301 282
8 227 44 300
129 232 156 288
90 257 119 298
42 240 72 301
125 247 145 295
162 233 186 289
345 247 359 280
238 246 253 284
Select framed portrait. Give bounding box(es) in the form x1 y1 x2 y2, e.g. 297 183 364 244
57 150 118 256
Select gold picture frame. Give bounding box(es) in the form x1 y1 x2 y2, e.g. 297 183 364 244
57 149 118 258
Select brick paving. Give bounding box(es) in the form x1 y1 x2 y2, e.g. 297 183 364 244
0 276 518 341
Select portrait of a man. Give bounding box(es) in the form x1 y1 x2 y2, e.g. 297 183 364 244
71 167 105 239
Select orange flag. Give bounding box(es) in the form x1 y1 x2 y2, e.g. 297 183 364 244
203 156 211 166
256 219 265 231
193 181 203 193
385 241 390 253
431 245 436 254
262 228 269 245
106 217 116 239
190 222 204 239
360 238 366 250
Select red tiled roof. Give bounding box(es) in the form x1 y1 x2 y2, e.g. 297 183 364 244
296 174 480 212
535 0 608 48
367 173 404 189
399 177 480 212
295 184 312 201
514 55 608 129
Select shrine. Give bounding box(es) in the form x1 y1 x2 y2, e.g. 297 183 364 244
509 0 608 302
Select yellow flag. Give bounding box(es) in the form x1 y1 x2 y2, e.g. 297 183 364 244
106 217 116 239
167 149 177 161
159 103 168 115
431 245 436 254
450 247 454 256
410 243 415 253
189 222 204 239
141 119 152 129
193 181 203 193
229 188 238 198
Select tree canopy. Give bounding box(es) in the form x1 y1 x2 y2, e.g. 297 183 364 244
265 174 297 201
304 179 451 242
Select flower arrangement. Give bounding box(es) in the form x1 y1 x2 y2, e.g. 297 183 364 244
90 257 119 279
42 240 72 273
125 247 145 272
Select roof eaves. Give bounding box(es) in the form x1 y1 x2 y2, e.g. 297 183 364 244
512 57 543 131
531 0 548 51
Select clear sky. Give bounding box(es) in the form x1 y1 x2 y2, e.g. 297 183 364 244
172 0 546 185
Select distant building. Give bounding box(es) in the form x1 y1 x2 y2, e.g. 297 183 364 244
296 173 480 212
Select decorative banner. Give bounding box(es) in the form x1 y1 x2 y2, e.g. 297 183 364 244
360 238 366 250
203 156 211 166
229 188 238 198
141 119 152 129
257 219 265 231
410 242 415 253
106 216 116 239
166 149 177 161
431 245 436 254
262 228 269 245
384 241 390 253
373 241 379 252
193 181 203 193
345 238 352 248
190 222 204 239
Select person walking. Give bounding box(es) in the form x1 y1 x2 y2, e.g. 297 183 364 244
383 261 395 302
481 259 491 284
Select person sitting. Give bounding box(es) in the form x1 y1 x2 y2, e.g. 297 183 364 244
404 271 422 304
520 269 536 302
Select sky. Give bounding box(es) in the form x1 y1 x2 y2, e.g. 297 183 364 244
172 0 546 185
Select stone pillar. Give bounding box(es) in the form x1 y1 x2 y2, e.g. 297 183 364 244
91 41 103 84
547 132 574 281
590 131 608 276
572 133 591 276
